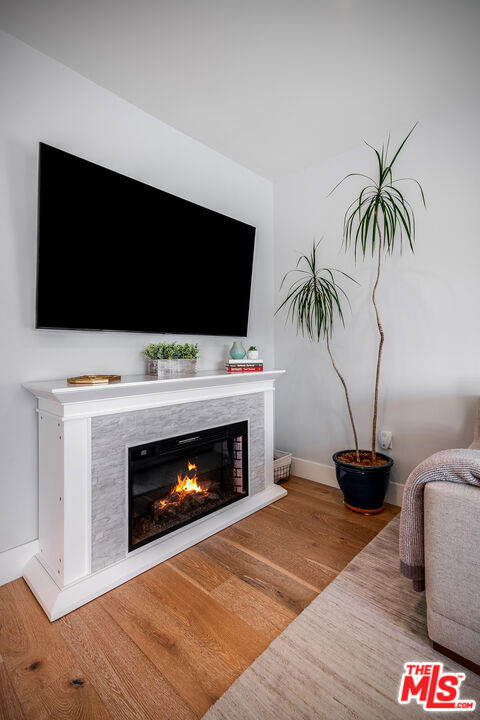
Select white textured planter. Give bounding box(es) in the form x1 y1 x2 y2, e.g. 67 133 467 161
146 358 197 376
247 350 259 360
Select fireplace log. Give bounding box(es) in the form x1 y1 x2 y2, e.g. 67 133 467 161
150 497 166 514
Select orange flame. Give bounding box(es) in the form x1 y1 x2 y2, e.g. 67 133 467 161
155 461 207 512
174 462 204 495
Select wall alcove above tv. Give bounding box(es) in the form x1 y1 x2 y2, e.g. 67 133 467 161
36 143 256 336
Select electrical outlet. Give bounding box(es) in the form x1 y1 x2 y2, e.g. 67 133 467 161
379 430 392 450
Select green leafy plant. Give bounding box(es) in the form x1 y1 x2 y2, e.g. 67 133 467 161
330 124 425 460
277 126 425 467
276 241 360 461
143 344 160 359
180 343 200 359
248 346 257 351
142 342 199 360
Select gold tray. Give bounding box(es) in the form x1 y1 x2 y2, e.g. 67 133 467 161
67 375 121 385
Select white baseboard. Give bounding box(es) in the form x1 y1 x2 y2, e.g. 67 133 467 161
291 456 404 507
385 480 404 507
0 539 39 586
291 457 337 487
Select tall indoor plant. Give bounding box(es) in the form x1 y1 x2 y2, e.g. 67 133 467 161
277 241 360 459
278 126 425 513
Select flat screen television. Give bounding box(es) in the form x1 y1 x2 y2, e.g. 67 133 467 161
36 143 256 336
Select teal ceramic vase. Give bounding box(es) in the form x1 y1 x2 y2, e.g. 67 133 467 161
230 341 246 359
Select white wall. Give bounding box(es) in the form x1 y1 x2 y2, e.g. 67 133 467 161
0 31 274 554
274 108 480 490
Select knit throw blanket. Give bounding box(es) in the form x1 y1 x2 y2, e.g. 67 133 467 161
399 448 480 591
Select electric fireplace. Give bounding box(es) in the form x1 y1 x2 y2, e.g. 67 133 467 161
128 421 249 551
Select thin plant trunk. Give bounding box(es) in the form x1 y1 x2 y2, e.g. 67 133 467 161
326 335 360 462
371 215 385 462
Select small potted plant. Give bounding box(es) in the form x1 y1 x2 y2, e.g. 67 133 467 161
143 342 199 377
247 345 259 360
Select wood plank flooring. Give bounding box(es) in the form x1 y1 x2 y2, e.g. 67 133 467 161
0 477 399 719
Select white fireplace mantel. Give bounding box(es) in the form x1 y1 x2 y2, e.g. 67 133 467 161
24 370 285 417
23 370 286 620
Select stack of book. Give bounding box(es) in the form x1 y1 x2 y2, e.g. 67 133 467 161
226 358 264 373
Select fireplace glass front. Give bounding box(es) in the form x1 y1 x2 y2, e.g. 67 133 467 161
128 421 248 551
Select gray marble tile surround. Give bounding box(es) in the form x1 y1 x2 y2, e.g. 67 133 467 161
91 392 265 572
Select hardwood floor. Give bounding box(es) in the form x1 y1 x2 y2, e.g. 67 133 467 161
0 477 399 719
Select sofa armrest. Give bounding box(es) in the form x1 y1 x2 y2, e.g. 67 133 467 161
424 482 480 664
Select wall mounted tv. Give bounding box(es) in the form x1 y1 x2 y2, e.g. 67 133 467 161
36 143 256 336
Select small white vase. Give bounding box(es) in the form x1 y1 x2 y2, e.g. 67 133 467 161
247 349 259 360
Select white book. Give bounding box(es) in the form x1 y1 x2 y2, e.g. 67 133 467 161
228 358 263 364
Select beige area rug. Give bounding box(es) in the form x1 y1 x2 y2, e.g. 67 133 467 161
203 516 480 719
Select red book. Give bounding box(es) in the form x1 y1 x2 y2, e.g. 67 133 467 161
227 366 263 373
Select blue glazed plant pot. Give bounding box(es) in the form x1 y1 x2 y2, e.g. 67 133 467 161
332 450 393 514
230 341 246 359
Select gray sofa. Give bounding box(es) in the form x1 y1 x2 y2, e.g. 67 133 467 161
424 404 480 670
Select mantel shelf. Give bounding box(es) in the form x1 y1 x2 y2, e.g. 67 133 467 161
23 369 286 405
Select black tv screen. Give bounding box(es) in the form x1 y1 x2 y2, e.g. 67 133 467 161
36 143 256 336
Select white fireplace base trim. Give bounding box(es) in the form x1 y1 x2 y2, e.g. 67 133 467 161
23 483 286 621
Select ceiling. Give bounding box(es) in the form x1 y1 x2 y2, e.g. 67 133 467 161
1 0 479 177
